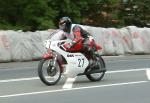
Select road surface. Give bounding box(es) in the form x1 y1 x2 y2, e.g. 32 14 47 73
0 55 150 103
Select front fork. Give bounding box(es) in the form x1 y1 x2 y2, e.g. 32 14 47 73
48 53 64 73
52 54 57 67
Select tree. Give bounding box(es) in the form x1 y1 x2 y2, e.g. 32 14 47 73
0 0 57 31
47 0 90 27
81 0 122 27
120 0 150 27
1 0 149 30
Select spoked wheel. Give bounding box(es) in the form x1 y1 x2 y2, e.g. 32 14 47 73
38 58 61 86
86 55 106 81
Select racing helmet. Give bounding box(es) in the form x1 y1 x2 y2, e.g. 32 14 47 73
59 17 72 33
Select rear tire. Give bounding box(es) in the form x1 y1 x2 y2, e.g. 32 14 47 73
38 58 61 86
86 55 106 81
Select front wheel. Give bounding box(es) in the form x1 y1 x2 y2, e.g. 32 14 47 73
86 55 106 81
38 58 61 86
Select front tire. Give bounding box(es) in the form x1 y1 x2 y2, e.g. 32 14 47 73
38 58 61 86
86 55 106 81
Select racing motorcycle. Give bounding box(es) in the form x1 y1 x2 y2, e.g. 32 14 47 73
38 31 106 86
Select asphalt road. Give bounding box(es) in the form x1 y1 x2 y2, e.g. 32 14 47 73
0 55 150 103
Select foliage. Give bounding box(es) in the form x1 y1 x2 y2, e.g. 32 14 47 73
121 0 150 27
0 0 56 31
0 0 150 31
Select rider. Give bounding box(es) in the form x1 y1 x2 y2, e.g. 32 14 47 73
58 16 96 55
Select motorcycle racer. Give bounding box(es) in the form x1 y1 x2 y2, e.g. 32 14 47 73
58 16 99 55
37 17 106 85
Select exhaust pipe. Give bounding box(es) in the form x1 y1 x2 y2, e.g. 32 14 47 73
78 69 106 76
85 69 106 75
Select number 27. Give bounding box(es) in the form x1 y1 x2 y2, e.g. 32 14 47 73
78 58 84 67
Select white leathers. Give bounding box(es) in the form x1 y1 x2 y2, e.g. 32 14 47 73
48 30 74 41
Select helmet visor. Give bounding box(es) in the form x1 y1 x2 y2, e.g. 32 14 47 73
59 21 66 30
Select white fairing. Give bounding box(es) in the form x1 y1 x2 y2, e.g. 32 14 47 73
45 40 89 78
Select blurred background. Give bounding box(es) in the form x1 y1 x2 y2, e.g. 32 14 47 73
0 0 150 31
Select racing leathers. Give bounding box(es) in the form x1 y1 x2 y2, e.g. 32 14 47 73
48 25 96 55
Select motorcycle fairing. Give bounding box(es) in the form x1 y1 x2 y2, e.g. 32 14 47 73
50 40 89 77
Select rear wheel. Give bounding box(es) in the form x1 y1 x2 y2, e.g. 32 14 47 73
38 58 61 86
86 55 106 81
